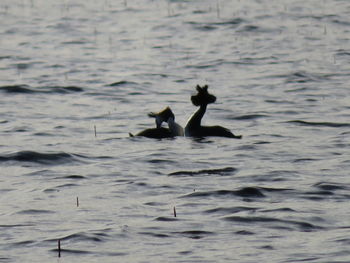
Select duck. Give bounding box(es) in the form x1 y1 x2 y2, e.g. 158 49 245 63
130 107 183 138
184 85 242 139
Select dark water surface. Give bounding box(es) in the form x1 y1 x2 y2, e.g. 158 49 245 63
1 0 350 262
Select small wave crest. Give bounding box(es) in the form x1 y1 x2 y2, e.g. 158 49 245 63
183 186 293 199
107 80 138 87
287 120 350 128
187 17 244 31
269 71 331 84
169 167 237 176
15 209 55 215
223 216 322 232
183 187 265 198
173 230 215 239
286 71 328 83
0 151 84 165
58 231 109 243
231 114 268 120
0 84 84 94
313 182 348 191
204 206 258 215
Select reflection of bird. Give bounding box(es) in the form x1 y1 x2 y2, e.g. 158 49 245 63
185 85 242 139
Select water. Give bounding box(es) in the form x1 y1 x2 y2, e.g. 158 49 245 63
1 0 350 262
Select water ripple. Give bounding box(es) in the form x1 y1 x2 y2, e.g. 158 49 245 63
0 84 84 94
15 209 54 215
204 206 258 215
183 187 265 198
59 232 109 243
314 182 349 191
287 120 350 128
106 80 138 87
172 230 215 239
169 167 237 176
231 114 268 120
223 216 322 232
0 151 85 165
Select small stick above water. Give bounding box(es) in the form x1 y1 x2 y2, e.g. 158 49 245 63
173 206 177 217
94 125 97 137
58 239 61 257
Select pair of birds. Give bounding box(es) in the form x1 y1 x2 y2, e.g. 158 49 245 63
131 85 242 139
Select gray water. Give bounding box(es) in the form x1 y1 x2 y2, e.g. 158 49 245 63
1 0 350 262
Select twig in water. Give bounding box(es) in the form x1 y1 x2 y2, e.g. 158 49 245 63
173 206 177 217
94 125 97 137
58 239 61 257
76 197 79 207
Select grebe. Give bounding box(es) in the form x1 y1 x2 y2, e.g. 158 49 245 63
184 85 242 139
130 107 183 138
167 115 184 136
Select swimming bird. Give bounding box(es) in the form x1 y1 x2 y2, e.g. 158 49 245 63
130 107 183 138
184 85 242 139
148 106 184 136
167 115 184 136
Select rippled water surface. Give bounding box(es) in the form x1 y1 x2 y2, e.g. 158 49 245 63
1 0 350 262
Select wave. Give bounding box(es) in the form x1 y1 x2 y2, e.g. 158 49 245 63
313 182 348 191
223 216 322 231
61 39 88 45
51 248 92 255
107 80 138 87
172 230 215 239
286 71 326 83
235 230 255 235
8 240 36 247
61 175 87 180
232 114 268 120
214 18 245 26
187 18 244 31
141 229 215 239
0 151 84 165
0 224 35 228
185 59 225 69
154 216 178 222
204 206 258 215
293 158 318 163
139 232 170 238
287 120 350 128
15 209 55 215
331 18 350 26
336 49 350 56
169 167 237 176
58 231 109 243
186 56 278 69
237 23 280 34
237 24 260 32
261 207 296 213
183 187 265 198
268 71 331 84
183 186 293 199
0 84 84 94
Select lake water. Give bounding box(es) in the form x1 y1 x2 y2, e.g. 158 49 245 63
1 0 350 262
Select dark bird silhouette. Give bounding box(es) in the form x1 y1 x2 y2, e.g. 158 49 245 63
184 85 242 139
